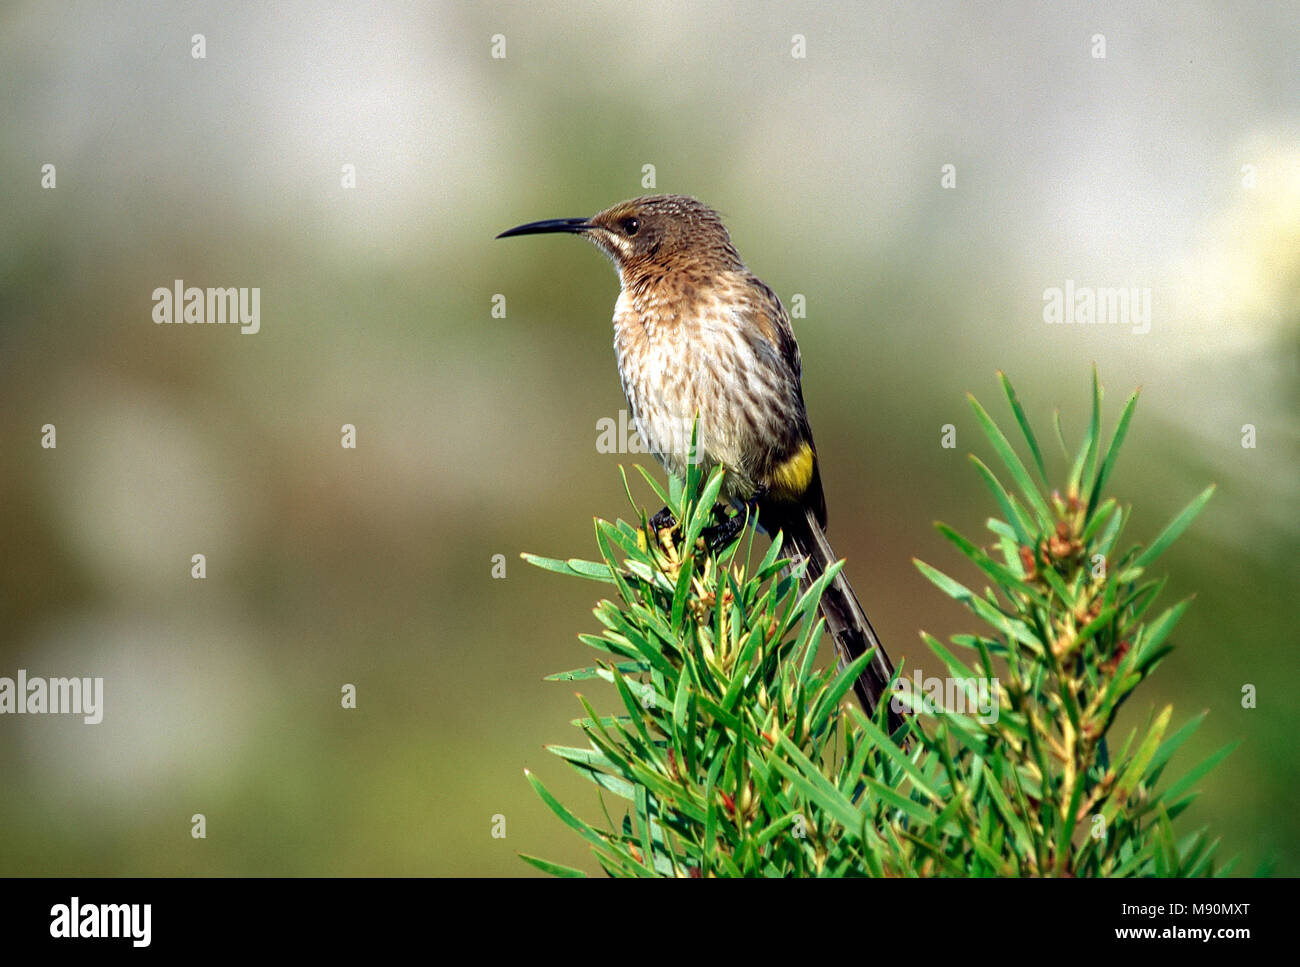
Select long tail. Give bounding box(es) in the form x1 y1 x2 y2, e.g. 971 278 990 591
777 505 906 735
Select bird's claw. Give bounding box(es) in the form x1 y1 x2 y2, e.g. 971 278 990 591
649 506 678 534
647 503 745 555
701 512 746 554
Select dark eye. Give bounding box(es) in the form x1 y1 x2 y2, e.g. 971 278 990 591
621 217 640 236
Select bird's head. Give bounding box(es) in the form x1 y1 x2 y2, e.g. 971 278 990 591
497 194 743 281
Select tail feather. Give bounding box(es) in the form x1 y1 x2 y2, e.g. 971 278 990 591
777 505 905 735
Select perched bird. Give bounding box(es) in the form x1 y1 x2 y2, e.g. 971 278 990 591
498 195 903 733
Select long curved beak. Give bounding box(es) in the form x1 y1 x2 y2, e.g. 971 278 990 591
496 216 592 239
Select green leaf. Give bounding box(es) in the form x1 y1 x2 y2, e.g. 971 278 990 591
518 852 588 877
526 769 624 853
545 661 644 681
546 744 619 771
848 707 944 805
1129 598 1190 680
979 766 1036 861
1145 711 1206 780
633 463 672 513
521 553 615 583
669 554 694 635
1089 388 1139 516
810 649 878 734
1102 705 1172 825
914 560 1044 653
998 371 1049 487
1082 366 1103 493
935 522 1050 608
1160 742 1238 806
1052 408 1070 460
770 734 871 833
1132 485 1215 571
969 392 1053 526
1080 498 1118 544
968 455 1037 546
684 465 727 549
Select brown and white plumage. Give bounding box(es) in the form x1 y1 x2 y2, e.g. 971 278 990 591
499 194 902 732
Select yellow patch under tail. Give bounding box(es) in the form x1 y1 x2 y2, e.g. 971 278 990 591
768 441 815 500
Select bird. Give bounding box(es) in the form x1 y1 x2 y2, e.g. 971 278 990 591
498 195 904 734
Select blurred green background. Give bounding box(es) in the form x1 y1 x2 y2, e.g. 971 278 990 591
1 1 1296 876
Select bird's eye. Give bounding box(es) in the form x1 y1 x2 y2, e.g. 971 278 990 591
621 217 640 236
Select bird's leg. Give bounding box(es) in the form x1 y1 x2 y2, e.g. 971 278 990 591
701 515 744 552
700 484 775 553
641 506 683 557
650 501 752 555
649 506 678 533
701 503 750 553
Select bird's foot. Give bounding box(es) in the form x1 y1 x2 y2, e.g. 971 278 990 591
644 505 683 556
647 503 744 555
701 511 746 554
649 506 678 533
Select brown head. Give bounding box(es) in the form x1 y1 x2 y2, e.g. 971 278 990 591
497 195 744 283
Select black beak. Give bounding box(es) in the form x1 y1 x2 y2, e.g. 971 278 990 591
496 216 592 239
